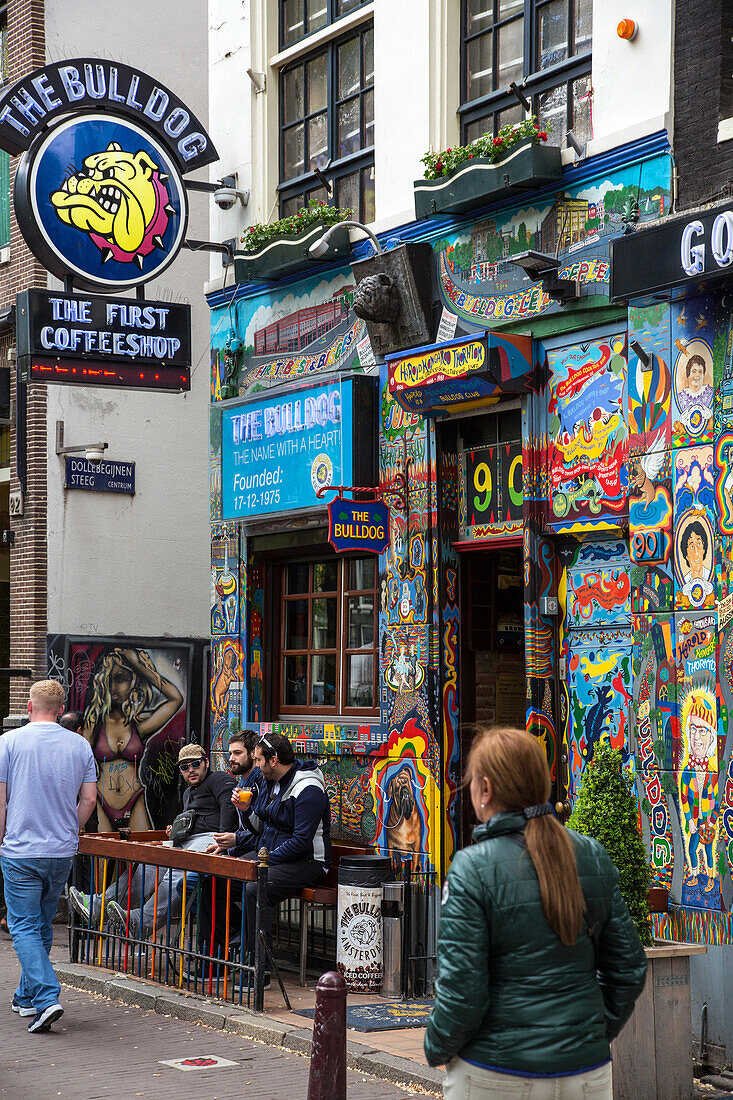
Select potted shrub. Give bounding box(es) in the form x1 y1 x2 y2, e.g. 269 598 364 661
414 117 562 218
234 200 354 282
569 743 704 1100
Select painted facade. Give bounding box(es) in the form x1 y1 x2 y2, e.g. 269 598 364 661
210 139 733 914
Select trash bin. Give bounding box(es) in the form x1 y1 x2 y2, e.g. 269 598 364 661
337 854 392 992
380 881 404 999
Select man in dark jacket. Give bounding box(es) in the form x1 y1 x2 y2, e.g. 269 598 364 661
69 743 236 937
234 732 331 958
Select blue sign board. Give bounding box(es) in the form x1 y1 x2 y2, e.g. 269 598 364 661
222 379 354 521
65 456 135 494
328 497 389 554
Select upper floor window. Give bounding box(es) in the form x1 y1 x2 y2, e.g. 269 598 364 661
279 2 374 222
461 0 592 147
0 5 9 249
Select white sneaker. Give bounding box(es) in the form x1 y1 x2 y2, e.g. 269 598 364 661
28 1003 64 1033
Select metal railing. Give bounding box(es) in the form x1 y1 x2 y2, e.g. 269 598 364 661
69 832 272 1010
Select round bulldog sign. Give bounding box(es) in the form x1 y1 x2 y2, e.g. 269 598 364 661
15 113 188 291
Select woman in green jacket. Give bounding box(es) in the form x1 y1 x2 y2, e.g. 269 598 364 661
424 726 647 1099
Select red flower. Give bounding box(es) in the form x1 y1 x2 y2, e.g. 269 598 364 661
539 131 548 141
446 147 452 153
468 153 474 158
435 160 443 171
493 137 502 146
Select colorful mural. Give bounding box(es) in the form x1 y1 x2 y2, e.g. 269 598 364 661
547 337 628 533
48 635 199 832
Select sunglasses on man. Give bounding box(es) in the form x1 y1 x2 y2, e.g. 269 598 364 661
258 733 274 750
179 758 205 772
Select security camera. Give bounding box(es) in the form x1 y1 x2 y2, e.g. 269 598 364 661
84 444 108 463
214 186 250 211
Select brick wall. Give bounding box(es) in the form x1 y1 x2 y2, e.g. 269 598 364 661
3 0 48 720
674 0 733 211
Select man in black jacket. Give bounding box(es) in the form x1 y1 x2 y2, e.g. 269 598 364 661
69 744 236 938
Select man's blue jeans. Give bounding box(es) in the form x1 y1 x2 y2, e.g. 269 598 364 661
1 855 73 1012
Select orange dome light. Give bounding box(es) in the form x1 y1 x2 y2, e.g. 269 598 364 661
617 18 637 40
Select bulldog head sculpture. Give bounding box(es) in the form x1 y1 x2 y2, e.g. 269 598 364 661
353 272 401 324
50 142 175 267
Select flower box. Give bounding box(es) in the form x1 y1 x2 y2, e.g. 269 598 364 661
233 221 352 282
414 141 563 219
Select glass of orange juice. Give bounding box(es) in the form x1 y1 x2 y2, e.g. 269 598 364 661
236 788 253 808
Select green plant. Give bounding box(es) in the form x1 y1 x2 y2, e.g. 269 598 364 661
420 116 550 180
568 743 653 946
240 199 354 252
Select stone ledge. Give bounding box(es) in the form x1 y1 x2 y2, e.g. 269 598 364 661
354 1050 444 1091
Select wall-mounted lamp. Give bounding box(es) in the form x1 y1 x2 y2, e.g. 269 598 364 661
630 340 652 369
55 420 108 463
313 163 334 199
507 250 580 303
309 219 382 260
246 69 266 94
617 19 638 40
566 129 586 159
508 81 531 113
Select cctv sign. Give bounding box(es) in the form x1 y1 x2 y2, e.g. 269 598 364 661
611 199 733 300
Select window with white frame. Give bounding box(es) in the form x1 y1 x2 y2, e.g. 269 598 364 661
460 0 592 147
278 0 374 221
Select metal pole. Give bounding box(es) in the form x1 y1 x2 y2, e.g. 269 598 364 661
307 971 347 1100
254 846 269 1011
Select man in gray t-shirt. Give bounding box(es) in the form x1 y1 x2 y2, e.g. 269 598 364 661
0 680 97 1034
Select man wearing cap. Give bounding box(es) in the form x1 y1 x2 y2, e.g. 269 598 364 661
69 744 236 939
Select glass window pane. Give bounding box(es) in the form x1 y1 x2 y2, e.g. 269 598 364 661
498 407 522 442
282 0 305 46
337 171 359 216
362 88 374 147
280 194 300 218
338 0 366 13
497 16 524 88
346 654 373 708
308 0 328 34
286 562 309 594
363 27 374 87
496 103 524 131
348 558 374 589
538 82 567 146
361 165 375 224
307 53 327 113
467 0 492 28
572 74 592 146
499 0 524 17
311 654 336 706
574 0 592 53
338 35 360 99
312 597 337 648
465 114 492 143
283 66 304 125
467 31 492 101
284 599 308 650
348 595 374 648
537 0 569 69
283 123 305 180
309 112 328 168
314 561 337 591
338 96 360 156
283 654 307 706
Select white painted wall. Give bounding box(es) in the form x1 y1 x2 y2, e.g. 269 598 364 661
589 1 674 157
44 2 212 638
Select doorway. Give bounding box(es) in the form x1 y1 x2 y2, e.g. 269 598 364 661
458 544 525 847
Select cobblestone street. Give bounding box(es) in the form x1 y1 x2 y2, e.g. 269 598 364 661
0 935 425 1100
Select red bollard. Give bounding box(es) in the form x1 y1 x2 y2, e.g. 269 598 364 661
307 970 347 1100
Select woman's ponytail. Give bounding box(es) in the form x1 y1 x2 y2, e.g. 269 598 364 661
467 726 586 946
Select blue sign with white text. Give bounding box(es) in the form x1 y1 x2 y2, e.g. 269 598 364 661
221 380 353 520
65 456 135 494
328 497 389 554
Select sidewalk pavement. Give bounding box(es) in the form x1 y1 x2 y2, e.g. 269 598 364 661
0 932 442 1099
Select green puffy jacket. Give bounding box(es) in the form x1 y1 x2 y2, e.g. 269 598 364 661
424 811 647 1074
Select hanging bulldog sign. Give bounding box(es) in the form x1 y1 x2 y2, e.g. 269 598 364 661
0 59 217 292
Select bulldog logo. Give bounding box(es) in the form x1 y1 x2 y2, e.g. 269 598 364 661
49 142 175 268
